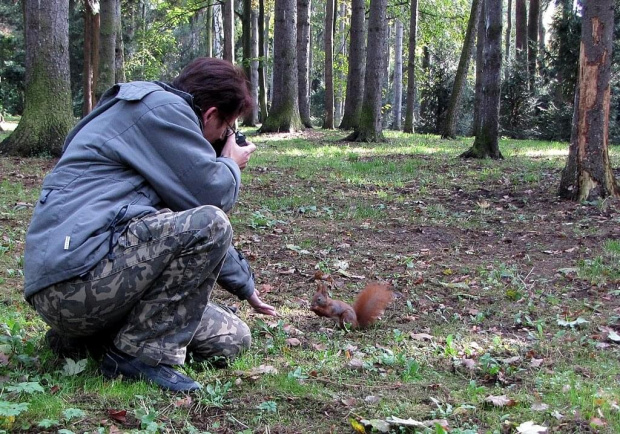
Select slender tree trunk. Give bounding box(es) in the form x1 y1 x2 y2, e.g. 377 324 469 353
250 9 260 124
559 0 619 201
223 0 234 62
297 0 312 127
96 0 116 100
339 0 365 129
472 4 484 136
505 0 512 62
515 0 527 61
258 0 268 121
114 0 125 83
241 0 254 126
82 2 94 116
323 0 335 129
335 2 346 124
392 19 403 130
205 2 213 57
1 0 74 156
441 0 481 139
404 0 418 133
91 7 100 105
461 0 503 159
345 0 387 142
259 0 302 132
527 0 539 90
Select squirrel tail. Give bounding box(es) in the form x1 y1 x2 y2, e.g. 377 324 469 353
352 282 394 328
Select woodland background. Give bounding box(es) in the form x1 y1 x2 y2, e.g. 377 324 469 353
0 0 619 146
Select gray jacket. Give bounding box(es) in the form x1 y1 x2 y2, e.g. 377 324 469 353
24 81 254 301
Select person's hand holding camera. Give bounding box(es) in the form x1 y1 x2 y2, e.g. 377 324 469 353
220 129 256 170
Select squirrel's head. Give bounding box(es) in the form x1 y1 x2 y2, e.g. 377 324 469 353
310 283 329 309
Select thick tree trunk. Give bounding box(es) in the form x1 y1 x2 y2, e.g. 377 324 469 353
403 0 418 133
461 0 503 159
339 0 365 130
259 0 302 132
527 0 539 90
559 0 619 201
91 7 100 105
82 3 94 116
297 0 312 127
1 0 74 156
250 9 260 124
346 0 387 142
441 0 481 139
392 19 403 130
323 0 335 129
96 0 117 100
472 3 484 136
241 0 255 126
505 0 512 62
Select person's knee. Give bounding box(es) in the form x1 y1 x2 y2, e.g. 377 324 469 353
188 205 232 253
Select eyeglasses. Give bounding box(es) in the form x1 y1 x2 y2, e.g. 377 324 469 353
224 121 237 138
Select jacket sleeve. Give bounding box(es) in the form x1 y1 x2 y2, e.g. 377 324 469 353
217 245 255 300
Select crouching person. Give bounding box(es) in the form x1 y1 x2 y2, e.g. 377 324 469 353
24 58 278 392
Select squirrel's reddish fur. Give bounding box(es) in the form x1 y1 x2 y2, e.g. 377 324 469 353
310 282 393 328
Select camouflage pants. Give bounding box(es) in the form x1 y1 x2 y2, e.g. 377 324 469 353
32 205 251 366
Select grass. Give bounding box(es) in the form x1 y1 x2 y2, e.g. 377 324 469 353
0 128 619 433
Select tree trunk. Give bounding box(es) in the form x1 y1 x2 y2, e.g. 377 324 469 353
1 0 74 156
527 0 539 90
297 0 313 127
472 4 484 136
241 0 255 126
250 9 260 124
82 2 94 116
339 0 366 129
441 0 481 139
259 0 302 132
403 0 418 133
391 19 403 130
114 0 125 83
335 2 346 124
205 2 213 57
505 0 512 62
515 0 527 61
91 6 100 105
558 0 619 201
96 0 116 100
223 0 234 62
323 0 335 129
461 0 503 159
214 3 223 57
345 0 387 142
258 0 268 121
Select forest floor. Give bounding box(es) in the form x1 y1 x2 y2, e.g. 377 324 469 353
0 129 619 433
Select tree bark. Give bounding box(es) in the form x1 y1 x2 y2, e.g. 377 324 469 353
96 0 116 100
82 2 95 116
461 0 503 159
258 0 268 121
505 0 512 62
297 0 312 127
223 0 234 62
441 0 481 139
205 2 213 57
259 0 302 132
114 0 125 83
527 0 539 90
558 0 619 201
472 3 484 136
515 0 527 61
323 0 335 129
1 0 74 156
403 0 418 133
339 0 365 130
345 0 387 142
250 9 260 124
241 0 255 126
392 19 403 130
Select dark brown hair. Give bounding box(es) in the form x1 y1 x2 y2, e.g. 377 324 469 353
172 57 253 121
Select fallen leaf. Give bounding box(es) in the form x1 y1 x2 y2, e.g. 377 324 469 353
348 358 365 369
461 358 477 370
312 343 327 351
342 397 357 407
590 417 607 428
530 358 543 368
531 403 549 411
350 418 366 433
107 410 127 424
247 365 278 376
516 420 547 433
557 317 589 328
286 338 301 347
485 395 517 407
365 395 380 404
501 356 521 365
360 418 390 433
174 396 192 408
410 333 433 341
108 425 122 434
551 410 564 419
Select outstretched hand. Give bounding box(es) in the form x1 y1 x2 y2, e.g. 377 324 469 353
247 289 278 317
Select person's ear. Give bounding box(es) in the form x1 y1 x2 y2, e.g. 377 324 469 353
201 107 218 126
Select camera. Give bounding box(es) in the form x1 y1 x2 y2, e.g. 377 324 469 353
212 130 247 156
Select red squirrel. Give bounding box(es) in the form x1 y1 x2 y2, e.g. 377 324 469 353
310 282 394 328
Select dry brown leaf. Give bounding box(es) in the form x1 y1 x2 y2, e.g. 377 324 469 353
107 409 127 423
530 358 543 368
286 338 301 347
342 397 357 407
410 332 433 341
461 358 477 370
485 395 516 407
